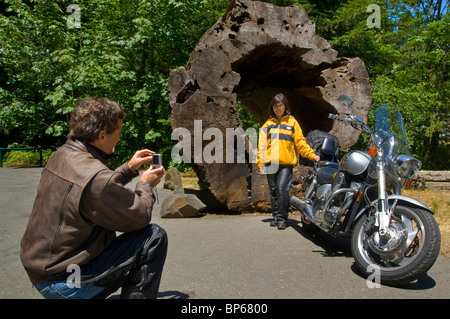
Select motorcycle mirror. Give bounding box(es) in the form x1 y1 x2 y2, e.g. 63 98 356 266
338 94 354 109
338 93 356 119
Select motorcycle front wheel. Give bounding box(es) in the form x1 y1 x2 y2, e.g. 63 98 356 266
351 204 441 286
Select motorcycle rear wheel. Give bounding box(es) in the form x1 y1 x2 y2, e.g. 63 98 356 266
351 205 441 286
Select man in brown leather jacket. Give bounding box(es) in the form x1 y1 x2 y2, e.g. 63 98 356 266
20 97 167 299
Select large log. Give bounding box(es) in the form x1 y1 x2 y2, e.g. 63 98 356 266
168 0 372 211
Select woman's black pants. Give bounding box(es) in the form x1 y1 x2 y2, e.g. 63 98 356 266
266 165 293 222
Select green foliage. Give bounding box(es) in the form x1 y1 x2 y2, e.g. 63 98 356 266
0 0 226 166
1 0 448 170
2 148 53 167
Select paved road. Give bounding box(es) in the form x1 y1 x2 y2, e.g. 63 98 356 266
1 167 449 299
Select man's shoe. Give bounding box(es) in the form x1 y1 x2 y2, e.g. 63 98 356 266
270 219 278 227
277 221 287 230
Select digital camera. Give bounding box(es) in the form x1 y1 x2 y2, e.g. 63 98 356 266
152 154 161 168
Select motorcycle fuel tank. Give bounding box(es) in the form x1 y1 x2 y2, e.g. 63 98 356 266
317 163 339 184
341 151 371 175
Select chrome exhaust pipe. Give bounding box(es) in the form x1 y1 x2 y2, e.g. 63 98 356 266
290 196 314 219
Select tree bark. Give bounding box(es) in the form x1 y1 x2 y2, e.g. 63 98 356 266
169 0 372 211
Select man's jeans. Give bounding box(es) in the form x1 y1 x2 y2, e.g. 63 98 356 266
35 224 168 299
266 165 293 222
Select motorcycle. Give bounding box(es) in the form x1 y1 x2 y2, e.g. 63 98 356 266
290 94 441 285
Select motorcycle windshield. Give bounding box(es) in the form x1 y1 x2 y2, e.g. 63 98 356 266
375 104 408 146
372 105 413 184
374 105 411 157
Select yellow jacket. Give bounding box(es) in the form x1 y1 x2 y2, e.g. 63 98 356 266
257 115 316 167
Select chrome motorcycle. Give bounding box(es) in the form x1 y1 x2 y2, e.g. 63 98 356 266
290 94 441 285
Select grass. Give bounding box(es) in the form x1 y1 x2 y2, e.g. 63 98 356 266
180 170 202 190
1 149 52 167
180 173 450 257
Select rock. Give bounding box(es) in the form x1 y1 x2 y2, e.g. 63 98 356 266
163 167 183 191
160 193 207 218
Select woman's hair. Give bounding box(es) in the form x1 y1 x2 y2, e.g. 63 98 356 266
268 93 291 118
68 97 125 143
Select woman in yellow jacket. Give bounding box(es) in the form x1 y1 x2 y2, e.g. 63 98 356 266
257 93 320 230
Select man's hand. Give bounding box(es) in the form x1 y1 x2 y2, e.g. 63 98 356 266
140 166 165 187
128 149 155 171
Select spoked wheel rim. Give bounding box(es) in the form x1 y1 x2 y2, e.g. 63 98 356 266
355 206 425 271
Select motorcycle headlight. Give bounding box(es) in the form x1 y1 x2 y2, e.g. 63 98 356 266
396 155 422 179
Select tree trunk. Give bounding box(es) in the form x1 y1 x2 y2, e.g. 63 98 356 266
168 0 372 211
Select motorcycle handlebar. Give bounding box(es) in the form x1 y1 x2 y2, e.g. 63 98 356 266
328 113 374 135
328 113 355 124
328 113 363 124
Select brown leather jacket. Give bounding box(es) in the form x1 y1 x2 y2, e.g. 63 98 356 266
20 139 155 284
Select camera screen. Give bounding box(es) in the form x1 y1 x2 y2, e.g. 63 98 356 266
153 154 161 166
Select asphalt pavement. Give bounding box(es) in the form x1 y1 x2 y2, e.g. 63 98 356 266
1 167 449 299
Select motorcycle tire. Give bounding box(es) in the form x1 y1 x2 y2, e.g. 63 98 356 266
306 130 340 156
351 204 441 286
298 130 340 167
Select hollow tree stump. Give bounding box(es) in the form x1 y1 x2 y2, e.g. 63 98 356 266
169 0 372 211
